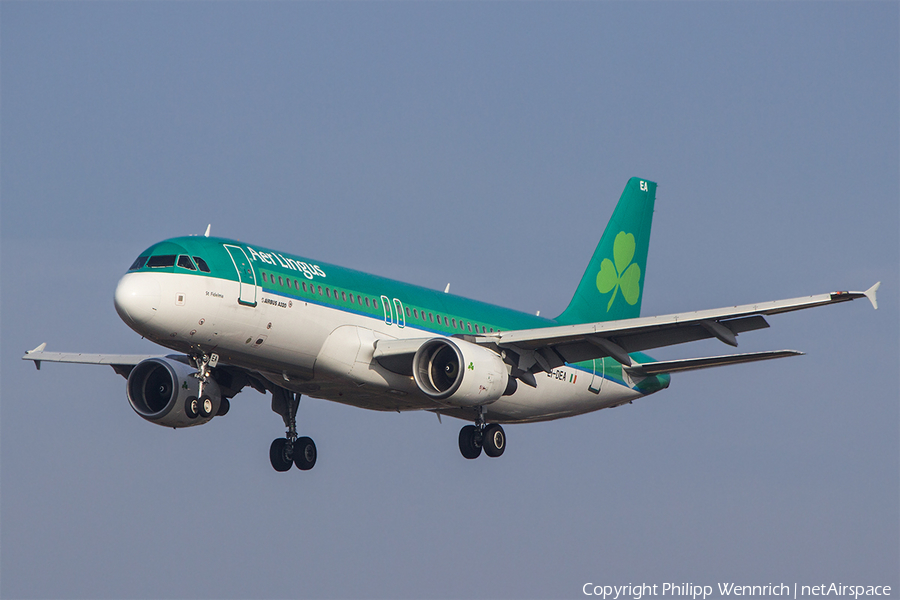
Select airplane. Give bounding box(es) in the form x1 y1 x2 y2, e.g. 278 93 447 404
23 178 880 472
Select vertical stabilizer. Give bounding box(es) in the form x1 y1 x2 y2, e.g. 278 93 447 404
555 177 657 325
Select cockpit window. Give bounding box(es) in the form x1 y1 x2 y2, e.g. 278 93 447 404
128 256 148 271
177 255 197 270
146 255 176 268
193 256 211 273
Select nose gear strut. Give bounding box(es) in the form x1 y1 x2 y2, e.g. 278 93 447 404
189 352 218 398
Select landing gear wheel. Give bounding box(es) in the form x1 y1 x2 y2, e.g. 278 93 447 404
216 398 230 416
483 424 506 457
293 436 317 471
199 395 215 418
269 438 294 472
458 425 483 459
185 396 200 419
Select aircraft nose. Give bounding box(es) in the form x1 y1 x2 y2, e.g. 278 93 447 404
114 273 161 327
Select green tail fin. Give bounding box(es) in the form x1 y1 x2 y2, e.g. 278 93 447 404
555 177 657 325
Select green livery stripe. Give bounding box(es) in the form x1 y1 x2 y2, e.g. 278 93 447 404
131 235 551 333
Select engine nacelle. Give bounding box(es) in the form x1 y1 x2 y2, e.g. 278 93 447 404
126 357 222 428
412 338 510 407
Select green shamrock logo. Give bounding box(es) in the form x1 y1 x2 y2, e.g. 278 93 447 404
596 232 641 311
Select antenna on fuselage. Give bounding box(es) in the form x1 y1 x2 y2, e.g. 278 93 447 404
444 283 450 293
204 224 211 237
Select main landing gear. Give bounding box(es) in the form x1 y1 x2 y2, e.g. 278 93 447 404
269 388 317 473
458 408 506 459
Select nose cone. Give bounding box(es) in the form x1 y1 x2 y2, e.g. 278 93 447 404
115 273 161 329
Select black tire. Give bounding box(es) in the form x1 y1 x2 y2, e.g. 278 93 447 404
483 424 506 458
269 438 293 472
185 396 200 419
199 395 215 418
216 398 230 416
458 425 482 459
293 436 317 471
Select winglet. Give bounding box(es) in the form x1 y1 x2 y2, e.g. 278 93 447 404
25 343 47 370
864 281 880 310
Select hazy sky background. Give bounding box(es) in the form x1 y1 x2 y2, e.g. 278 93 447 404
2 3 897 599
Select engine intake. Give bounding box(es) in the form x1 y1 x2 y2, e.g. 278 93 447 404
412 338 510 407
127 357 221 428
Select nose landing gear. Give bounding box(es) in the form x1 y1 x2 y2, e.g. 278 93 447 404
269 387 317 473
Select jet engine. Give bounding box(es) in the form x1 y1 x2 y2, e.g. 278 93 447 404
126 357 222 428
412 338 512 407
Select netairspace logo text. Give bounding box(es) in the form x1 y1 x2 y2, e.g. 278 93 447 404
582 582 893 600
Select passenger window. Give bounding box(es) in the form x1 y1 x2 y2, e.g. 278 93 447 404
357 295 362 305
444 317 449 326
365 297 370 307
467 322 472 332
429 313 433 322
262 273 268 283
405 307 411 317
192 257 211 273
349 294 354 304
413 309 418 319
341 291 347 301
451 319 456 328
318 285 323 295
147 255 176 268
128 256 148 271
302 282 307 292
326 288 330 298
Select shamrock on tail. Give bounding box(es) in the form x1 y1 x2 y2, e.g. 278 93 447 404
596 232 641 311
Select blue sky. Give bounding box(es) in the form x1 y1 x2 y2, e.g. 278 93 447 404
2 3 897 598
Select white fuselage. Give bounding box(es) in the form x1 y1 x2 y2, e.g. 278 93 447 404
114 270 647 423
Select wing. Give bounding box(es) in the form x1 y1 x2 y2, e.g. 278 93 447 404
22 343 267 400
479 282 880 376
22 343 156 377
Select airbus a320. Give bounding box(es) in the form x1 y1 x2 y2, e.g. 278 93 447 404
24 178 879 472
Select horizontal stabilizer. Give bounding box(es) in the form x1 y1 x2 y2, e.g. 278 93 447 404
626 350 803 375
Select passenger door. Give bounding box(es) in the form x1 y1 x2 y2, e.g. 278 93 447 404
589 358 604 394
223 245 257 307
